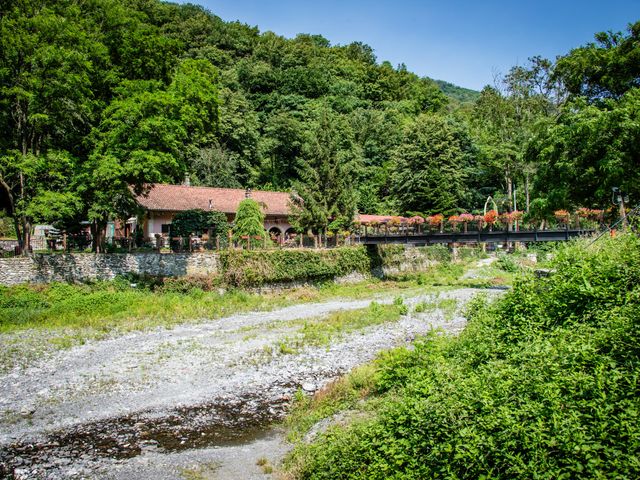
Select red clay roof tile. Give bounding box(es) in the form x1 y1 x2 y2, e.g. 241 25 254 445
136 184 292 216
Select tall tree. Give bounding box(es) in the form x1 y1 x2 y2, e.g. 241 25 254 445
470 57 557 213
290 109 359 232
554 21 640 101
0 0 106 251
529 23 640 212
391 115 473 215
84 59 219 250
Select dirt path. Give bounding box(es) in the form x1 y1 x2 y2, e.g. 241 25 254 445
1 287 500 479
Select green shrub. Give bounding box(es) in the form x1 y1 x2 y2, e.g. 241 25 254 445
219 247 370 287
496 252 519 272
456 245 487 260
287 235 640 479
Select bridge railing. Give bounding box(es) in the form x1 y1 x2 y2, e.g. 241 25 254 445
356 227 596 245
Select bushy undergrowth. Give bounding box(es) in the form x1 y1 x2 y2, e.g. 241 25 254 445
286 235 640 479
219 247 372 287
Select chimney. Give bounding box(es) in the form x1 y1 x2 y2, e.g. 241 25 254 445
208 199 212 210
245 187 252 199
183 174 190 187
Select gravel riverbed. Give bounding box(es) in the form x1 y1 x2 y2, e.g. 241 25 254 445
0 287 500 479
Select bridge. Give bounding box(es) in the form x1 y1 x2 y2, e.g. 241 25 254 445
358 228 595 245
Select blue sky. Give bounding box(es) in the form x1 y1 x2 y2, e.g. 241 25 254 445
174 0 638 90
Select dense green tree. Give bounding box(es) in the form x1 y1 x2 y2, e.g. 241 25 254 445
258 110 305 188
0 0 107 251
531 90 640 210
528 23 640 213
391 115 474 215
190 146 242 188
233 198 266 247
213 87 260 185
84 59 219 250
349 108 402 213
291 109 359 232
554 21 640 100
470 56 557 214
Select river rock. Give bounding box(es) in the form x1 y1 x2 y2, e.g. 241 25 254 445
20 406 35 417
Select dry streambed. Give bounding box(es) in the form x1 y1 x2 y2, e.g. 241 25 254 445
0 287 498 479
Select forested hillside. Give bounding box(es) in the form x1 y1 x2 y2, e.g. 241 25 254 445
1 0 639 248
432 79 481 104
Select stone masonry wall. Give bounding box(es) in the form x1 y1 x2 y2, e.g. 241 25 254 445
376 245 443 277
0 253 219 286
0 246 447 287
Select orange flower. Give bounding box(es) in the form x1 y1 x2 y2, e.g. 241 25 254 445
554 209 570 224
428 214 444 227
483 210 498 225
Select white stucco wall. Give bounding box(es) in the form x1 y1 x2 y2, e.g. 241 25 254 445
143 211 293 238
145 212 175 237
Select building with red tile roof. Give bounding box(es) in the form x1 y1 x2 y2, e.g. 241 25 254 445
135 184 294 238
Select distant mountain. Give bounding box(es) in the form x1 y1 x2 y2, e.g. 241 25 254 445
431 79 481 104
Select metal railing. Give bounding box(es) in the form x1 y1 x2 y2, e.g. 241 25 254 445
0 217 619 258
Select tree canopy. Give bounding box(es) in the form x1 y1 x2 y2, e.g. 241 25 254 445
0 0 637 243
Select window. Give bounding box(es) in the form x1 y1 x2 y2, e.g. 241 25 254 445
161 224 171 235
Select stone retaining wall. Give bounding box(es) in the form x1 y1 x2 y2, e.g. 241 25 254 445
376 244 446 276
0 253 219 286
0 246 448 287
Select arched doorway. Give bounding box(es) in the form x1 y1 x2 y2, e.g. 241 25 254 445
269 227 283 244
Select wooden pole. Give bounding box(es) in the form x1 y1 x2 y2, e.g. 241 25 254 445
620 197 628 229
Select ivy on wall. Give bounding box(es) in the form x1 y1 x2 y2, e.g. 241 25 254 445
219 247 372 287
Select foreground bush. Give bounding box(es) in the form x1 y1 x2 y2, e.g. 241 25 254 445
287 235 640 479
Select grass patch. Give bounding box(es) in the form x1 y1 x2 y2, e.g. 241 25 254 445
387 257 515 289
0 278 422 337
277 302 405 354
284 363 378 443
179 461 221 480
